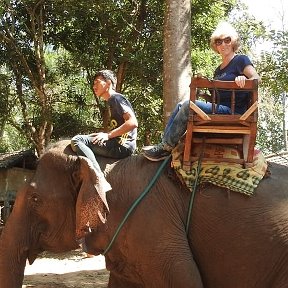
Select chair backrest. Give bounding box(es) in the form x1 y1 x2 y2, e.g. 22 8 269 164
190 76 258 119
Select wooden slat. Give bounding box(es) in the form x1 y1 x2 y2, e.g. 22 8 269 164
239 101 258 121
192 126 251 134
192 138 243 144
191 77 258 90
189 101 211 120
193 115 255 126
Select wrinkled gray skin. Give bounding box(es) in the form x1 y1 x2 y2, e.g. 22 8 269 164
0 140 288 288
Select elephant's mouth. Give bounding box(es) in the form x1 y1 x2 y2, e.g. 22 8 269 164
77 237 87 250
27 246 43 265
78 236 102 256
75 223 93 241
75 210 107 240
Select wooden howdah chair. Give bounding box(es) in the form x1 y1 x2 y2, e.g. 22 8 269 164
182 76 259 170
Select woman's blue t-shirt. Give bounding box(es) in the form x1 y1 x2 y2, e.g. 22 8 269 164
213 54 253 114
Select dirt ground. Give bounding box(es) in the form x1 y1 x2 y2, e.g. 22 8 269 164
22 250 110 288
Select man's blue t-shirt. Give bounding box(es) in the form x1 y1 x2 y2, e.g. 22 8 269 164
108 93 137 152
213 54 253 114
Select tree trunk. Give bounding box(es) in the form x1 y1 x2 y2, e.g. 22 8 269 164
163 0 191 124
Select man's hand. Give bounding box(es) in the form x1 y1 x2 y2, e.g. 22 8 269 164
91 132 109 145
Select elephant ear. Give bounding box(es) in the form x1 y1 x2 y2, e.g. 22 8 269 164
74 156 110 239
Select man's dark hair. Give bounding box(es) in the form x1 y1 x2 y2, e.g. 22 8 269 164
94 70 117 89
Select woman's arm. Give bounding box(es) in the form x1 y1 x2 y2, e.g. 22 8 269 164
235 64 261 87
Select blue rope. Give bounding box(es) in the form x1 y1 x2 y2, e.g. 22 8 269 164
185 138 206 235
102 155 171 256
185 155 202 234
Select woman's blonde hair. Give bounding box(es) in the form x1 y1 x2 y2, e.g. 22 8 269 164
210 21 241 54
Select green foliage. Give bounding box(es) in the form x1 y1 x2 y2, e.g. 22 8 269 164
0 73 10 121
121 82 164 149
229 2 267 55
44 50 101 140
257 93 285 154
0 124 31 153
191 48 219 77
0 71 28 152
45 0 166 148
2 0 283 155
255 29 288 153
46 0 164 75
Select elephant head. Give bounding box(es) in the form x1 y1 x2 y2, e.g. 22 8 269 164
0 141 109 288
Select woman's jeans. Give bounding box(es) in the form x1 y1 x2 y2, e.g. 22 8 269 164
71 135 132 175
162 100 231 148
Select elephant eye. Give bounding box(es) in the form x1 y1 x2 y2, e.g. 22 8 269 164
30 194 39 203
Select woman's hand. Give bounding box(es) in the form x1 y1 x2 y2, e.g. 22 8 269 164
235 75 246 88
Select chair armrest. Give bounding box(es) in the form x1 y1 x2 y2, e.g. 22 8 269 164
189 101 211 120
239 101 258 121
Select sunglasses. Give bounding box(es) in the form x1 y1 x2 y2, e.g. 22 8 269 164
215 37 231 46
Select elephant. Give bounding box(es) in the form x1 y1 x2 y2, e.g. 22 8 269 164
0 139 288 288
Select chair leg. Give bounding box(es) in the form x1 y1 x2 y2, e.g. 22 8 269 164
183 120 194 170
243 124 257 164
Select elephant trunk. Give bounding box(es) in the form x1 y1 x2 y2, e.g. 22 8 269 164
0 215 36 288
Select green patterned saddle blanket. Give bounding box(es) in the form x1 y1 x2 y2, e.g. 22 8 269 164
172 143 268 196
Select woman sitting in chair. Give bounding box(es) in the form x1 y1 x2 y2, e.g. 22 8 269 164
142 21 261 162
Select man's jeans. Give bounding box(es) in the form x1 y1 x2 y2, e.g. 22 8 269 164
71 134 132 175
162 100 231 148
